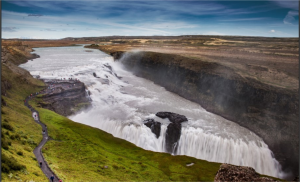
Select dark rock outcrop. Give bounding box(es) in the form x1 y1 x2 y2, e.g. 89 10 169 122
109 51 124 60
156 112 188 153
144 119 161 138
93 72 99 78
293 176 299 181
165 122 181 154
39 81 91 116
156 112 187 123
214 164 278 182
112 51 299 176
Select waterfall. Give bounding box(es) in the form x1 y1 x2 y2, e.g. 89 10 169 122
176 126 284 178
19 45 288 179
85 89 92 101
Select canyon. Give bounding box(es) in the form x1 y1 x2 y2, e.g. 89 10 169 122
86 36 298 176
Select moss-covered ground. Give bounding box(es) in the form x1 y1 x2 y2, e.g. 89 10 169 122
1 63 47 181
30 100 221 181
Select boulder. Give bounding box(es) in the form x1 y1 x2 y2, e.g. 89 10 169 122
156 112 187 123
144 119 161 138
214 164 278 182
165 122 181 154
93 72 99 78
155 112 188 154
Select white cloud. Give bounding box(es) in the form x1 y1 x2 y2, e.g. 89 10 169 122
2 27 18 32
271 1 299 10
269 30 275 33
2 10 171 35
138 22 198 30
219 18 268 22
283 10 298 25
201 31 224 36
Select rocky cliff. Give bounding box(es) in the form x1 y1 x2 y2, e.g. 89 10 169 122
1 44 39 65
37 80 91 117
110 51 298 176
1 44 41 97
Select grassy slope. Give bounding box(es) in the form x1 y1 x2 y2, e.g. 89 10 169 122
30 100 221 181
1 63 47 181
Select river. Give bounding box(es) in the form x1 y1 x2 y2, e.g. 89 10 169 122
19 45 286 178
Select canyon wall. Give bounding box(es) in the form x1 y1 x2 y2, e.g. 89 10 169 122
38 81 91 116
111 51 299 176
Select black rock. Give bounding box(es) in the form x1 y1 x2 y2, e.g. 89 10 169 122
156 112 188 123
293 176 299 181
165 122 181 154
104 64 112 71
93 72 99 78
156 112 188 154
144 119 161 138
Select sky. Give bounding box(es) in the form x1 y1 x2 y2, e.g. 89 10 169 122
1 0 299 39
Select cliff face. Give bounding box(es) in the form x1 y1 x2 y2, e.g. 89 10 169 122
1 44 41 97
113 51 299 176
38 81 91 117
1 45 39 65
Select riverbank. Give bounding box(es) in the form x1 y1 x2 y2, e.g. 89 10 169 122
1 43 48 181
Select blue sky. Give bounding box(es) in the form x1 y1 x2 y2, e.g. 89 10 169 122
1 0 299 39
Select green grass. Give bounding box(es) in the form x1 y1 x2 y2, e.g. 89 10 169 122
1 63 48 181
31 104 221 181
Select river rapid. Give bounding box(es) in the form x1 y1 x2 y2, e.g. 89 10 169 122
19 45 286 178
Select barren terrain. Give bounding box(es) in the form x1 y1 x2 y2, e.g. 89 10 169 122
85 36 298 91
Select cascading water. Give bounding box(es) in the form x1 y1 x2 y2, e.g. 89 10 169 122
19 45 287 178
85 89 92 101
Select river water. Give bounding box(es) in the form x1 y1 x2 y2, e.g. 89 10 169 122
19 45 286 178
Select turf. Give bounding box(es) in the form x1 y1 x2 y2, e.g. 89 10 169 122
1 63 48 181
31 103 221 181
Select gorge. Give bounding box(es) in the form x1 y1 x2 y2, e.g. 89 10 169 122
18 45 294 179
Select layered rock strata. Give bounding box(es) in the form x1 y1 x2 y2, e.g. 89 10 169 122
38 80 91 116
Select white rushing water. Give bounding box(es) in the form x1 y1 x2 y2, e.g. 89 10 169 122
19 45 286 178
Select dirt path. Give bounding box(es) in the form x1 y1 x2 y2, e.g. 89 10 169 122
25 92 61 182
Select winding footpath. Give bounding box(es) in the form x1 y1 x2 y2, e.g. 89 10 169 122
24 92 61 182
